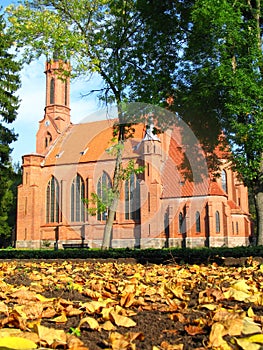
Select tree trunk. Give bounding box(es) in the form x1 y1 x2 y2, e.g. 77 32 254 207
255 190 263 245
101 196 119 249
101 119 125 250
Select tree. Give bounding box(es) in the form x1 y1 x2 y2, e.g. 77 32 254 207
6 0 179 249
173 0 263 244
0 163 22 247
0 10 21 243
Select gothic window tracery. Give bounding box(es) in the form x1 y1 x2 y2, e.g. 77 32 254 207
50 78 55 104
71 174 85 222
196 211 201 233
97 172 111 221
125 173 140 221
46 176 59 223
221 169 227 193
215 210 220 233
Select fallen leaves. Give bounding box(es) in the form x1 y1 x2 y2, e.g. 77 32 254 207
0 259 263 349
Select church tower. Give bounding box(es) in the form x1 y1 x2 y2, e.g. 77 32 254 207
36 59 71 154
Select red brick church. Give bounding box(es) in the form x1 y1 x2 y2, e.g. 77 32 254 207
16 60 251 249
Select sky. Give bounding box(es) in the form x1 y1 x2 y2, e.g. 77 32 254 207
12 59 103 164
1 0 105 165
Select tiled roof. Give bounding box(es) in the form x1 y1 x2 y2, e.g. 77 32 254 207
44 119 145 166
161 129 213 198
208 181 226 196
43 119 229 200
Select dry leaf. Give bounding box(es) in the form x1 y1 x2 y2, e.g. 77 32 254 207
101 320 116 331
242 317 262 335
51 312 68 323
79 316 100 330
235 338 261 350
0 336 37 349
244 334 263 343
110 311 136 327
120 293 135 308
209 322 231 349
160 341 184 349
185 324 205 336
108 332 131 350
33 324 67 346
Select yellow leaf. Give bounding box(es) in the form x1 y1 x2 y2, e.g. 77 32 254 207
35 294 54 302
223 288 251 301
51 312 68 323
0 336 37 349
247 307 255 318
235 338 261 350
246 334 263 343
165 282 189 300
33 324 66 346
101 306 114 320
79 317 100 330
0 329 39 344
101 320 116 331
72 283 83 293
226 318 243 336
110 311 136 327
209 322 231 349
232 280 251 293
242 317 262 335
108 332 130 350
120 293 135 308
200 303 217 311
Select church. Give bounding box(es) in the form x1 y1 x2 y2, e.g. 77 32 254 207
16 60 251 249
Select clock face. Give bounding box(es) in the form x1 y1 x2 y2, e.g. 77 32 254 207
45 120 50 127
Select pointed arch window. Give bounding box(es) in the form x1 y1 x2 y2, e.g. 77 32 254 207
71 174 85 222
179 212 185 234
195 211 201 233
215 211 220 233
50 78 55 104
97 172 111 221
46 176 59 223
125 173 140 221
221 169 227 193
45 132 52 148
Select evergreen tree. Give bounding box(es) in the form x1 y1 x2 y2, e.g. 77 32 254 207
0 9 21 243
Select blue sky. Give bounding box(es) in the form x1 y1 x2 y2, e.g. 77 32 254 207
1 0 104 164
12 59 102 164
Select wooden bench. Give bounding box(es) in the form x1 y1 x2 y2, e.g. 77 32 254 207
62 243 89 249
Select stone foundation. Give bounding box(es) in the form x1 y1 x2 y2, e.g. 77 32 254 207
15 235 250 250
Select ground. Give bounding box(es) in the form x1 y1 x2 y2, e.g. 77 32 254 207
1 258 263 349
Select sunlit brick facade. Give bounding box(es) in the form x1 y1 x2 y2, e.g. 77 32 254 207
16 61 251 249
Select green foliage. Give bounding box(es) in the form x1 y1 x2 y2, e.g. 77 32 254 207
84 191 113 217
6 0 143 105
179 0 263 184
85 160 144 217
0 11 21 245
0 246 263 265
169 0 263 243
0 12 20 160
69 327 81 337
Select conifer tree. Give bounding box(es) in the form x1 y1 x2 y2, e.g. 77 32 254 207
0 10 21 241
